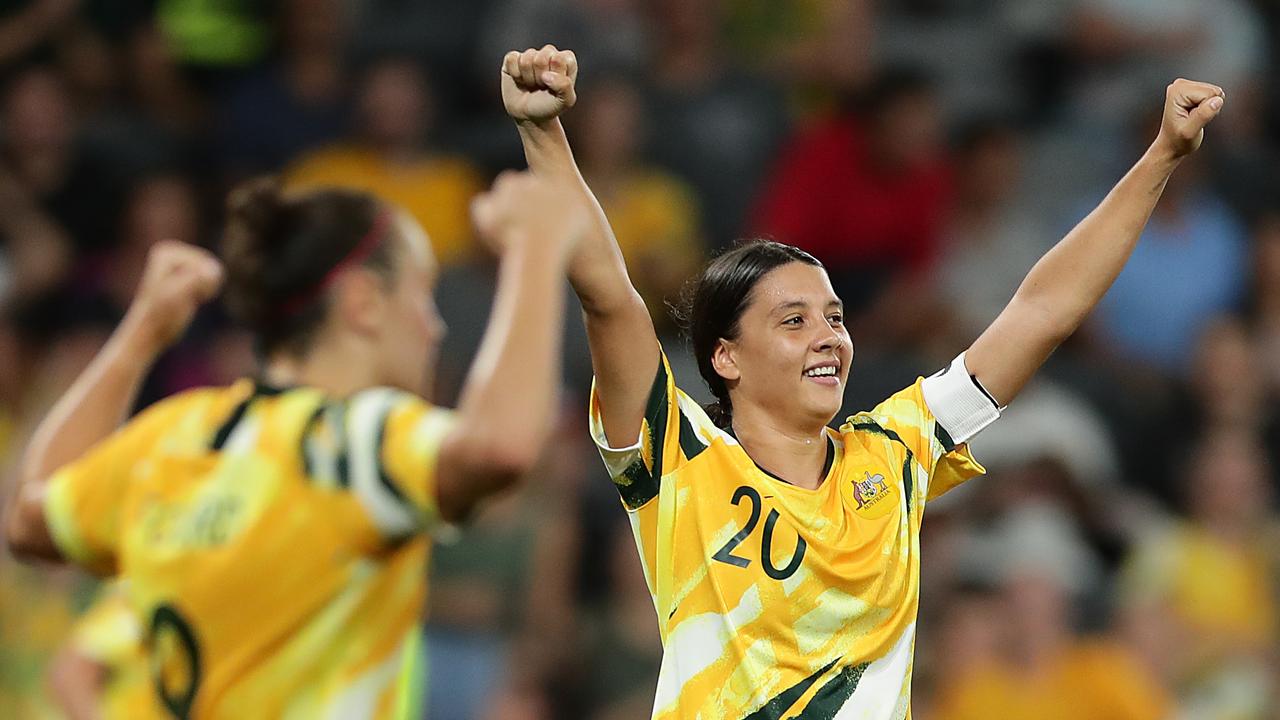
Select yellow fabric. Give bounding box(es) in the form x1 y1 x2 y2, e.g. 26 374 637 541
284 146 484 267
42 380 454 719
932 641 1172 720
69 582 156 720
588 351 984 719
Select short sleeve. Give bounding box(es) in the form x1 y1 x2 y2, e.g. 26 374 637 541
43 399 182 575
341 388 456 541
589 350 709 511
70 583 143 666
842 378 987 502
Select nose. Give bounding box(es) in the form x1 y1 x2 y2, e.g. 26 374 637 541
812 324 839 353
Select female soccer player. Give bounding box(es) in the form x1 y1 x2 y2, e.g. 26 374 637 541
503 45 1224 719
5 170 587 718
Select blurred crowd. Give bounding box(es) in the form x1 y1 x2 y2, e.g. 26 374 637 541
0 0 1278 718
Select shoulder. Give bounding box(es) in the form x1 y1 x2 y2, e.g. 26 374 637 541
134 382 255 433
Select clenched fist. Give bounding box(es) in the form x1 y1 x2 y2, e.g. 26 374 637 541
471 170 588 256
502 45 578 124
1154 79 1225 160
124 240 224 355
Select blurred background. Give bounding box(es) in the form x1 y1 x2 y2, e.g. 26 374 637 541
0 0 1277 718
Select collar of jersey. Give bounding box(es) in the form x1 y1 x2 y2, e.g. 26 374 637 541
723 425 840 492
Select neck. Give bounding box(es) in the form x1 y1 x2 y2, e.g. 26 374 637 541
262 336 381 398
730 402 830 490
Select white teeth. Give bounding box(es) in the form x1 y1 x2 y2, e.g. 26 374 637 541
805 366 837 378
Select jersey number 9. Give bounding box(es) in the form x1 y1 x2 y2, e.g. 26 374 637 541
149 604 202 720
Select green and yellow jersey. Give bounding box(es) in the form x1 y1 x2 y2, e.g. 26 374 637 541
42 379 454 719
590 352 992 720
66 581 156 720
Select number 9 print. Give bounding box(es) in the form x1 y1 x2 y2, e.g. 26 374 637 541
149 604 202 720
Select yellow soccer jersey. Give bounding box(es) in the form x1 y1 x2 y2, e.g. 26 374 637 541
590 353 986 720
42 379 454 719
68 581 156 720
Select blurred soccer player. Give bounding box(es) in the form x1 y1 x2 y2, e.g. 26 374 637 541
5 170 587 718
504 44 1223 719
48 581 151 720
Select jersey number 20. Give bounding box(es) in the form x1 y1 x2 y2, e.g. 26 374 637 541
712 485 806 580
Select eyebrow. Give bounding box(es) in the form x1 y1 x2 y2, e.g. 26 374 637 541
771 299 844 316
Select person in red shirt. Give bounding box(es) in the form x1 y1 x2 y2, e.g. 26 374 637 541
754 67 952 312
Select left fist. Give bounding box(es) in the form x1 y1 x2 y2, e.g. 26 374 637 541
1155 79 1225 159
125 240 224 355
502 45 578 124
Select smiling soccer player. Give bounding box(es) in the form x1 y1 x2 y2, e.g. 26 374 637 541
503 43 1223 720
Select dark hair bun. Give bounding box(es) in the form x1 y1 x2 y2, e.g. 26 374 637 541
223 177 289 333
220 178 394 356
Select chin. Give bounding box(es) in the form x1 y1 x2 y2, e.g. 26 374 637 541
802 393 844 428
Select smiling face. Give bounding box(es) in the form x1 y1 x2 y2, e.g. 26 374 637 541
713 262 853 431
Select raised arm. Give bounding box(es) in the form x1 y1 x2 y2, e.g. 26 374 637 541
434 171 588 521
965 79 1225 405
501 45 660 449
5 241 223 560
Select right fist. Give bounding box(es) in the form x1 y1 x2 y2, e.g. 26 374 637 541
126 240 224 354
502 45 578 124
471 171 588 255
1154 78 1225 159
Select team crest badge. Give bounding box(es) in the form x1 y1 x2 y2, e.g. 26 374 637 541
852 471 895 518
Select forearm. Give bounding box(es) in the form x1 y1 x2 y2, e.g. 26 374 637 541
1012 145 1180 337
5 315 158 557
454 243 567 462
517 119 645 317
966 145 1182 405
516 118 658 445
48 646 107 720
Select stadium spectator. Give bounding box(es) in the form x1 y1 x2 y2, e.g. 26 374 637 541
933 501 1168 720
753 67 952 314
567 78 703 334
1088 150 1246 377
932 569 1171 720
0 0 80 68
1247 214 1280 397
478 0 650 79
1118 430 1279 718
934 120 1049 343
645 0 788 249
285 57 483 268
1 65 114 255
218 0 352 181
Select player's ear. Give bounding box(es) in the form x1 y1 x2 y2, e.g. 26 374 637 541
334 269 389 338
711 339 740 382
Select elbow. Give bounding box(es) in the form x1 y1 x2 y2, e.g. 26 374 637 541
580 287 647 323
1009 292 1085 345
4 482 59 564
457 431 548 493
5 502 43 562
474 438 545 489
437 434 546 523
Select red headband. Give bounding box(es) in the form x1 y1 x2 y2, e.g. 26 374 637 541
277 210 391 320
